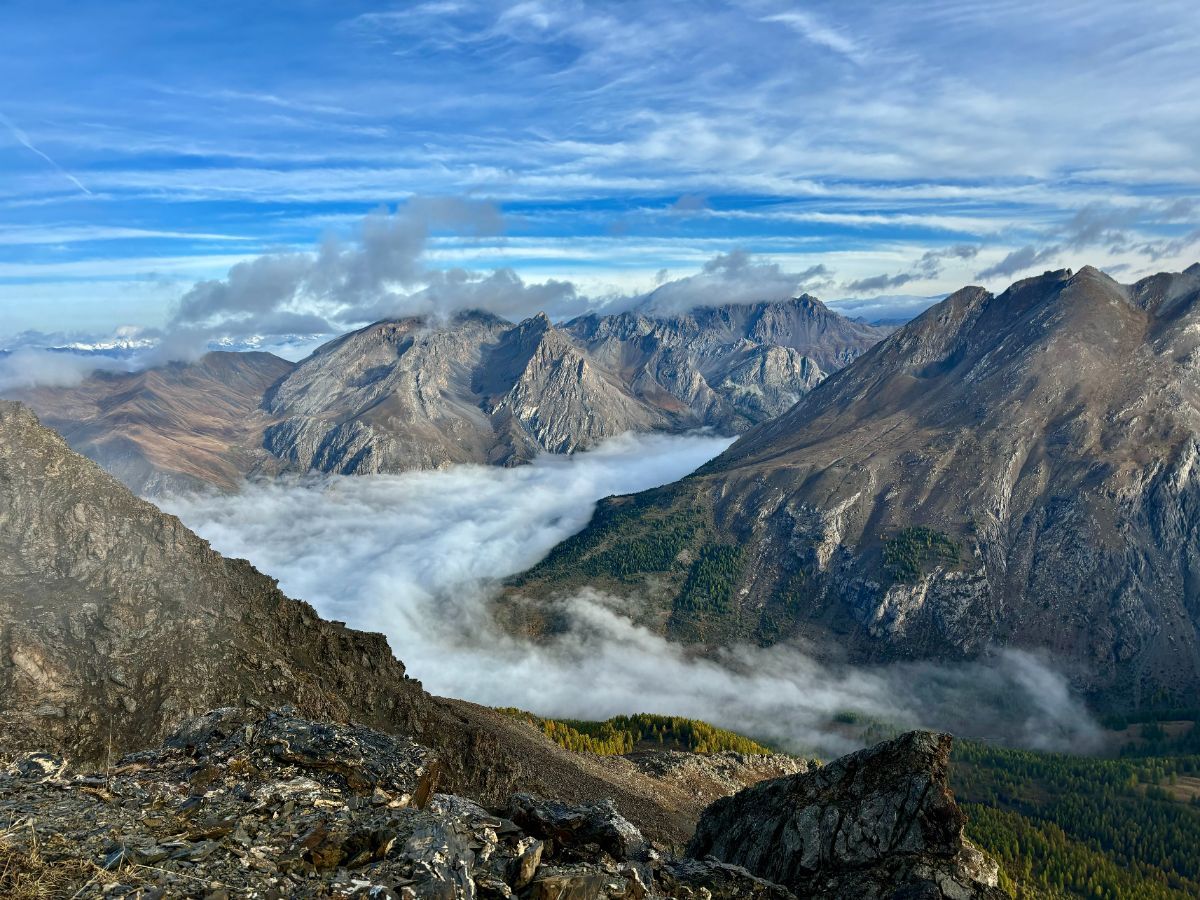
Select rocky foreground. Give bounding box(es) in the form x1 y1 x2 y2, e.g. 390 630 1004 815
0 707 1004 900
0 402 1008 898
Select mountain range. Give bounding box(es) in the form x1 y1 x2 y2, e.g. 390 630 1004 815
5 264 1200 896
0 399 1007 898
504 265 1200 710
7 296 885 493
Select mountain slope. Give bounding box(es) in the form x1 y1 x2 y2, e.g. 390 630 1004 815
8 351 294 493
0 400 768 842
9 297 886 492
505 265 1200 709
265 299 884 475
263 311 677 474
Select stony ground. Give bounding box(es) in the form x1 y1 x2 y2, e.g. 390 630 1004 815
0 707 793 899
0 707 1007 900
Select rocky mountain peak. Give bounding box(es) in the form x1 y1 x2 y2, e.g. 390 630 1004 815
9 293 888 491
507 265 1200 708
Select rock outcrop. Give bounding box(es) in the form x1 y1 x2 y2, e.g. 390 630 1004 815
507 265 1200 709
688 730 1005 899
8 298 886 492
0 708 1003 899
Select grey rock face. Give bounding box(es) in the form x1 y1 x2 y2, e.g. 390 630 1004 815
505 792 649 862
564 295 885 431
687 731 1006 900
0 711 1005 900
264 299 881 477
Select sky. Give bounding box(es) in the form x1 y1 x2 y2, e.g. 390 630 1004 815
1 0 1198 348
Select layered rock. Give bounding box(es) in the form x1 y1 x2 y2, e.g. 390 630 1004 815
564 295 883 431
264 299 880 476
0 709 1003 899
688 730 1005 899
505 265 1200 708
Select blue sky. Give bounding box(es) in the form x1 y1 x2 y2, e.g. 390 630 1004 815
1 0 1198 348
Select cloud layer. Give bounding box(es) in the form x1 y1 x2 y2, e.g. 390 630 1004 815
159 432 1101 756
145 205 885 358
0 348 133 392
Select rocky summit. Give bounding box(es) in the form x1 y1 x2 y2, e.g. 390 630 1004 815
503 265 1200 710
0 706 1002 899
6 297 885 492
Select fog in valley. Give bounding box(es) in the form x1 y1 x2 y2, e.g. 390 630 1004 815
160 432 1101 757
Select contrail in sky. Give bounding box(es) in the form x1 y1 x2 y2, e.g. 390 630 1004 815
0 110 93 196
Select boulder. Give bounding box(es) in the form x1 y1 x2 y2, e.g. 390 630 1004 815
686 731 1007 899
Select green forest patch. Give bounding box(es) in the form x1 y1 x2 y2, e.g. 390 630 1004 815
953 738 1200 899
497 709 777 756
882 526 962 584
510 483 704 586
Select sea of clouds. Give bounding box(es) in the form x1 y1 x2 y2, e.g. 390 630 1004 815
159 431 1101 757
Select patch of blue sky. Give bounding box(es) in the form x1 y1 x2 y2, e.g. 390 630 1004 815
0 0 1196 341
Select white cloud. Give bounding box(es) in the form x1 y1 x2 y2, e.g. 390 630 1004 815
0 348 132 392
763 11 866 64
639 251 833 312
159 432 1101 756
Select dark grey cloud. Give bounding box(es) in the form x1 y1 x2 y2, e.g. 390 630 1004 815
171 198 507 334
176 253 312 323
1062 204 1143 249
1062 198 1197 251
977 198 1198 280
843 271 920 293
977 244 1061 280
844 244 979 294
159 197 566 357
1137 227 1200 262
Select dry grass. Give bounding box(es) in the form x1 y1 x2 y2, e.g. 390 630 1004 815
1165 775 1200 803
0 821 110 900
